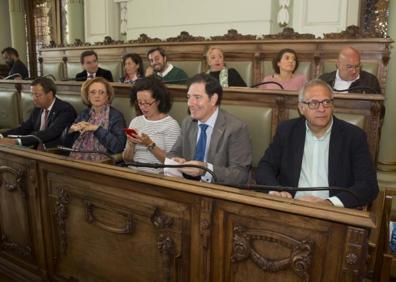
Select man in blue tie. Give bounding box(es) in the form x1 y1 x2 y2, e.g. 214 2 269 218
167 73 252 185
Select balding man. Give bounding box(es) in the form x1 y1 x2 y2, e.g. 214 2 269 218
319 46 381 94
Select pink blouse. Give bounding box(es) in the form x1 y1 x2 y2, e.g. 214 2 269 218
259 74 307 91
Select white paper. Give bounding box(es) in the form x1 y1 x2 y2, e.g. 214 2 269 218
164 158 183 178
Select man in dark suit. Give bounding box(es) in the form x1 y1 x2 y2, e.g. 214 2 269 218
0 77 76 149
1 47 29 79
167 73 252 185
75 50 113 82
255 79 378 208
319 46 381 94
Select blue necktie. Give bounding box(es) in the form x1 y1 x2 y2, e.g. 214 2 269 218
194 124 208 161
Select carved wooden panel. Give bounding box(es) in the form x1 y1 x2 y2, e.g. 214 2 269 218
0 164 32 259
44 167 192 282
0 148 375 281
0 155 47 281
212 200 353 282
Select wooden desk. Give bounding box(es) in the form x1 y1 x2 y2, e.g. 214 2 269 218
0 145 379 281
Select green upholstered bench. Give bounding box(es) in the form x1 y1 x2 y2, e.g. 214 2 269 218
0 89 20 133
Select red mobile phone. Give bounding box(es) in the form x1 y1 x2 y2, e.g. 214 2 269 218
124 128 137 137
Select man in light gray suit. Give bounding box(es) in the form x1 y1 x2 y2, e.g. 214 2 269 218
167 73 252 185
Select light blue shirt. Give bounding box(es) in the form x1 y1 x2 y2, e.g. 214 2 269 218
295 119 344 207
196 107 219 182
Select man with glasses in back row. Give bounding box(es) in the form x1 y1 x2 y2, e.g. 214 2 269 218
319 46 381 94
255 79 378 208
0 77 76 148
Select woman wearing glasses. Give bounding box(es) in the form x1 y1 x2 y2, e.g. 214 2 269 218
123 76 180 173
66 77 126 161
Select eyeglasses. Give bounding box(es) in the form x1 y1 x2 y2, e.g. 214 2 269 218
301 99 334 109
137 100 156 107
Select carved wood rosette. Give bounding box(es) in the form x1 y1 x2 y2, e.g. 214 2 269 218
231 224 314 282
263 27 315 40
166 31 206 42
323 25 381 39
54 186 71 256
151 207 176 282
341 227 368 279
0 165 25 198
210 29 257 41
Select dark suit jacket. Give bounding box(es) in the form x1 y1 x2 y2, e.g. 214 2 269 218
255 116 379 208
4 98 76 148
167 109 252 185
319 70 381 94
75 67 114 82
9 59 29 79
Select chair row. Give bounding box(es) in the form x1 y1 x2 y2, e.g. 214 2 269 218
0 80 384 166
38 39 391 91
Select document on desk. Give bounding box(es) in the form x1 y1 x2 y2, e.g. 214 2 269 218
164 158 183 178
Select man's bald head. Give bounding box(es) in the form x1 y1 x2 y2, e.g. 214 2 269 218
336 46 361 81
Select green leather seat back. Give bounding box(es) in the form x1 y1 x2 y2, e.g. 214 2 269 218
172 61 202 79
222 104 272 167
99 62 122 81
42 63 64 81
66 62 83 80
335 113 364 129
0 90 20 131
57 93 85 115
112 96 136 125
20 92 34 122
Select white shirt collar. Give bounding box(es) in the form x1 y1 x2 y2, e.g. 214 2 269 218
46 97 56 112
198 107 219 128
159 64 174 77
333 70 360 93
305 117 333 140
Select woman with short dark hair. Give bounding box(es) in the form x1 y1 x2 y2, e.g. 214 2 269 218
259 48 306 90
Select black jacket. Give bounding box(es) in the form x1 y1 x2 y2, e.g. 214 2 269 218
4 98 76 148
75 67 114 82
255 116 379 208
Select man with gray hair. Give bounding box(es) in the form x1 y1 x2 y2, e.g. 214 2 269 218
255 79 378 208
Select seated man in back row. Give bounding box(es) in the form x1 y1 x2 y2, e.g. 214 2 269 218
1 47 29 79
167 73 252 185
75 50 114 82
0 77 76 149
145 47 189 84
319 46 381 94
255 79 378 208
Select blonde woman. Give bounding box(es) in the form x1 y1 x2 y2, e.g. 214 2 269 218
67 77 126 161
206 47 246 87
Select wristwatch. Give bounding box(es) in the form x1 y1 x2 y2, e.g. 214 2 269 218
147 142 156 150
